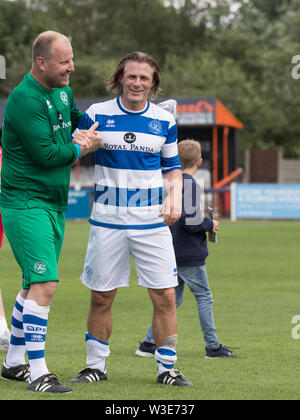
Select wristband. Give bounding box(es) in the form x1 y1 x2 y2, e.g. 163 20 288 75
74 144 82 159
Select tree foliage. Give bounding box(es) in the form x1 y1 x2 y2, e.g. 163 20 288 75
0 0 300 157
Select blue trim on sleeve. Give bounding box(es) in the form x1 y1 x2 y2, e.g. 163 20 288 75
74 144 82 159
78 112 95 130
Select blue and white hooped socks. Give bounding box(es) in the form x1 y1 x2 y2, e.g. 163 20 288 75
23 299 50 382
155 347 177 375
85 332 110 373
5 293 26 367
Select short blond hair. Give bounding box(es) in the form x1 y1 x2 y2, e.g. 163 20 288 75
32 31 71 62
178 139 202 170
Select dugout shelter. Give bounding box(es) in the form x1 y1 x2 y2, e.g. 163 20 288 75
176 97 243 188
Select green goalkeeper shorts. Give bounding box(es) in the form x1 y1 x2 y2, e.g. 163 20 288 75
1 207 65 289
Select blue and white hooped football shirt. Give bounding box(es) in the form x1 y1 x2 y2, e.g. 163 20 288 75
76 97 181 229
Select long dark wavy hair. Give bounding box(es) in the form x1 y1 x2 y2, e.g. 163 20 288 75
106 51 161 100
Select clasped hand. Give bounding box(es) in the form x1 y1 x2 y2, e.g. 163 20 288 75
72 121 103 157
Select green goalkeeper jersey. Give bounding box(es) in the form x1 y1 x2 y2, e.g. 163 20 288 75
0 72 82 212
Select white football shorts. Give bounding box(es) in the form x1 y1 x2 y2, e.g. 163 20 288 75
80 225 178 291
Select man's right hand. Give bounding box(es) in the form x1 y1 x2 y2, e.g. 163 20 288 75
72 121 103 157
212 220 219 233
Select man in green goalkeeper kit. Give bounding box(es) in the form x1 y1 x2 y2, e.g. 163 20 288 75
0 31 102 394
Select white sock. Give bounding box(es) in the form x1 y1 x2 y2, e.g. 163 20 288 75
85 333 110 373
155 347 177 375
23 299 50 382
6 293 26 367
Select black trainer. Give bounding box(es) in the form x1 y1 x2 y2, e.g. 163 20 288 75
157 369 194 387
1 360 30 382
28 373 73 393
205 344 239 359
135 341 156 358
70 367 107 383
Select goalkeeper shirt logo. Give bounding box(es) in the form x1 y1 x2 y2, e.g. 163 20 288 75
33 261 47 274
60 91 68 106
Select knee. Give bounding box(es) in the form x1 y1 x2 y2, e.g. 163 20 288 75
150 288 176 313
90 289 116 311
195 290 213 305
46 282 58 300
28 281 57 306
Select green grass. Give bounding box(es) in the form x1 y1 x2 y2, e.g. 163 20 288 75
1 220 300 400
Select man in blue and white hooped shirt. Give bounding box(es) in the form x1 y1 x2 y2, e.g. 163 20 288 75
70 52 193 387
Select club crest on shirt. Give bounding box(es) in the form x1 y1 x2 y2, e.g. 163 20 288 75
148 120 163 135
60 91 68 106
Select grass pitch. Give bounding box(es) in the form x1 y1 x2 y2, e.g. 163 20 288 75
1 220 300 400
